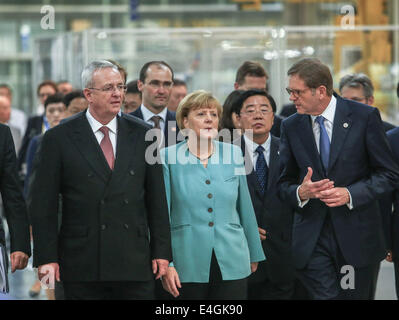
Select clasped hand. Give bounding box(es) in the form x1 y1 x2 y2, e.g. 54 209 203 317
298 167 349 207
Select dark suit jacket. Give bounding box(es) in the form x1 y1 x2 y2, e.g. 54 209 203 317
234 135 294 285
17 115 44 177
380 127 399 259
0 124 31 255
278 95 399 269
27 111 172 282
270 114 282 138
130 107 180 147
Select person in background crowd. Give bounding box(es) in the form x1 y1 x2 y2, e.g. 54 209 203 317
63 90 88 118
0 84 27 137
278 58 399 300
160 90 265 300
0 96 22 152
167 79 187 112
234 61 282 137
106 59 127 84
132 61 180 148
17 80 58 185
232 89 295 300
220 90 244 142
124 80 141 113
339 73 396 132
57 81 73 96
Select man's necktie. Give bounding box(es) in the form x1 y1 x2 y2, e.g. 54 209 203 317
255 145 268 194
151 115 162 129
315 115 330 171
99 126 114 170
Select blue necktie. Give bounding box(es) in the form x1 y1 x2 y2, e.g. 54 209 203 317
255 145 268 194
315 116 330 171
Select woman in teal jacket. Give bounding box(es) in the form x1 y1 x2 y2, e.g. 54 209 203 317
160 90 265 300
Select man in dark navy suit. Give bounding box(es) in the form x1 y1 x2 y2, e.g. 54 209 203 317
380 84 399 299
131 61 180 147
380 126 399 299
278 58 399 300
233 90 294 299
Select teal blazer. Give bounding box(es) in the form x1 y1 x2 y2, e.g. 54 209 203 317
160 140 265 283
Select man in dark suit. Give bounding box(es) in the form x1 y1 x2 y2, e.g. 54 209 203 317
232 90 294 299
339 73 396 132
234 61 282 137
278 58 399 300
0 123 31 290
131 61 180 147
28 60 172 300
380 127 399 299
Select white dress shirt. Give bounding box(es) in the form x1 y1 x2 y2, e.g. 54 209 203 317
86 108 117 157
296 95 353 209
140 104 167 132
243 133 271 169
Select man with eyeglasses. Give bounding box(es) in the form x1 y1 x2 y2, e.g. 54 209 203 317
339 73 396 132
278 58 399 300
28 60 172 300
234 61 283 137
131 61 180 148
232 89 295 300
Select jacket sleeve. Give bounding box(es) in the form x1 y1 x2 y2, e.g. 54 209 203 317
27 129 61 266
0 125 31 256
234 146 266 263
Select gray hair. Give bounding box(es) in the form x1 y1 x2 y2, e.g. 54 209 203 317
339 73 374 99
81 60 118 89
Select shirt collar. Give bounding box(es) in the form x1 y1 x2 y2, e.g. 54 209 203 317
243 133 271 155
141 104 167 123
311 95 337 124
86 107 118 134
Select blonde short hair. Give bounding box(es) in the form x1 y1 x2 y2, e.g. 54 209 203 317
176 90 222 130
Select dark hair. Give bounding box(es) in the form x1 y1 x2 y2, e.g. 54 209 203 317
235 61 268 86
0 83 12 95
173 78 187 87
57 80 71 85
44 93 65 109
221 90 244 131
232 89 276 115
37 80 58 96
287 58 333 96
63 90 85 108
126 80 141 96
396 82 399 99
338 73 374 99
139 61 174 83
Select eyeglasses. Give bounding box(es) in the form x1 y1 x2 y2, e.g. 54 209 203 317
146 80 173 90
88 84 127 93
241 108 273 117
286 87 312 97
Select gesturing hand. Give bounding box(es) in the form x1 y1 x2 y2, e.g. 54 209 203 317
298 167 334 201
319 187 350 207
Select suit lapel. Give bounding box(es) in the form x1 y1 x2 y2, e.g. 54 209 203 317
105 114 139 195
328 97 352 173
296 114 325 177
266 135 279 191
68 111 111 183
